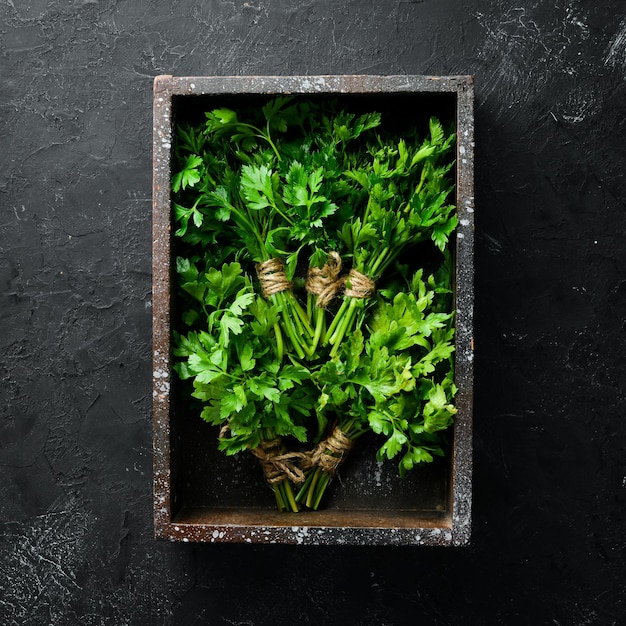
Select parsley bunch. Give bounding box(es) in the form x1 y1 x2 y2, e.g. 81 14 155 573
173 260 318 511
324 117 456 356
298 262 456 509
171 96 458 511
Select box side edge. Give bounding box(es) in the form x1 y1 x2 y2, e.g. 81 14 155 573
152 77 174 538
450 78 475 546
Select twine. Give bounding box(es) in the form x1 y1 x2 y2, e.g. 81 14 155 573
306 251 344 308
344 268 376 299
303 426 354 475
256 258 292 298
306 253 376 305
250 438 307 485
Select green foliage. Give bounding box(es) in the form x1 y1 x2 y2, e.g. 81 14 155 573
315 266 456 477
172 154 202 193
173 261 318 456
170 95 459 509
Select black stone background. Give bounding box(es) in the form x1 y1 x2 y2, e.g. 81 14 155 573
1 1 624 624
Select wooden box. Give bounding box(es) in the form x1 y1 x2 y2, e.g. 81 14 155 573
152 75 474 546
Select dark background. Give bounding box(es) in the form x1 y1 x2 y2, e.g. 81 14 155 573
1 1 624 624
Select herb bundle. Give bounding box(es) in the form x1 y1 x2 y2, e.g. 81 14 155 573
171 96 458 511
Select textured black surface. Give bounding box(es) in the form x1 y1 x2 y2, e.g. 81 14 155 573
1 1 624 624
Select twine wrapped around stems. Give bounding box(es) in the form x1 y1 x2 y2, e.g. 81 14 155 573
256 258 292 298
303 426 354 475
344 268 376 299
249 438 307 485
306 252 376 306
306 251 344 308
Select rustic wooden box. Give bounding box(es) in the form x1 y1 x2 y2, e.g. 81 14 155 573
152 75 474 546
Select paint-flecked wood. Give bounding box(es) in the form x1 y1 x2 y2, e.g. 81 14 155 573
1 1 625 623
152 74 474 547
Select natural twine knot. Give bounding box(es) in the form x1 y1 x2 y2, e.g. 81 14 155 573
344 268 376 299
256 258 292 298
303 426 354 475
250 438 307 485
306 251 344 308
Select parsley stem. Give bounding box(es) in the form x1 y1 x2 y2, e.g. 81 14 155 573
290 306 307 340
306 292 313 321
228 120 282 162
361 195 373 228
264 118 282 162
309 306 326 354
273 484 286 512
268 199 294 227
311 472 331 510
227 203 267 255
295 468 316 503
324 297 349 342
272 291 306 360
292 297 315 338
369 246 390 277
305 467 322 509
414 164 428 197
283 481 300 512
273 322 284 362
328 298 360 357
